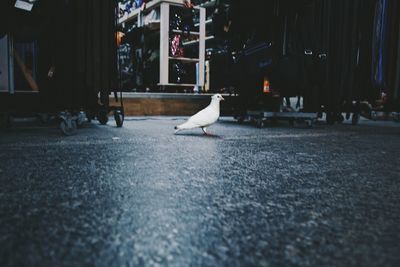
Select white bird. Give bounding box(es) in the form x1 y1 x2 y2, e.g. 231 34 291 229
174 94 224 135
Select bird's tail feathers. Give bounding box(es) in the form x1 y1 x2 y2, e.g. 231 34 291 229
174 121 196 134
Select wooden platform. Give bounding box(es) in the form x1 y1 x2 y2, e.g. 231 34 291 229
110 93 235 116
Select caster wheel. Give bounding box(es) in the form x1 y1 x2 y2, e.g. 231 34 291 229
98 108 108 125
305 119 313 128
0 114 13 128
77 112 86 128
5 115 12 128
60 119 77 136
393 113 400 122
38 113 49 124
114 109 124 127
371 111 378 121
256 120 265 128
352 113 360 125
337 114 344 124
86 110 93 123
346 112 351 120
0 114 12 128
326 112 335 125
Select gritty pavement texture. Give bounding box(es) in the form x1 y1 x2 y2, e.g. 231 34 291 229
0 117 400 267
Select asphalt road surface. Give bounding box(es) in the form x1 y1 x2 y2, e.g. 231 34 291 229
1 117 399 267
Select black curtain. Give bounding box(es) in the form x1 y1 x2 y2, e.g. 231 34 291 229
2 0 117 112
44 0 117 110
224 0 400 112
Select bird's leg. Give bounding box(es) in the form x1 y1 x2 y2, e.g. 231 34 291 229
202 127 215 137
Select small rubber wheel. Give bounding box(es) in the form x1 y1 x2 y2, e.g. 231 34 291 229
394 113 400 122
371 111 378 121
326 112 335 125
60 119 77 136
256 119 264 128
0 114 12 128
114 110 124 127
76 112 86 128
38 113 49 124
337 114 344 124
86 110 93 123
351 113 360 125
98 109 108 125
6 115 12 128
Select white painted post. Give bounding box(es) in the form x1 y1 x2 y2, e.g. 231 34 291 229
159 2 169 85
197 6 205 87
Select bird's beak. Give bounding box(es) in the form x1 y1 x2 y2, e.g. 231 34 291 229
221 96 225 101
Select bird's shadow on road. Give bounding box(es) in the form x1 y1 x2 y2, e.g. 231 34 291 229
174 133 223 139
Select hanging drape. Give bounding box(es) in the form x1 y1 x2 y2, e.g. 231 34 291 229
1 0 117 112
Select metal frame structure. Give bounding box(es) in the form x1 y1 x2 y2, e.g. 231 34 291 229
119 0 206 88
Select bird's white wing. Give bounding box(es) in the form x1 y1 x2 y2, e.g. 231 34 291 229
187 105 219 127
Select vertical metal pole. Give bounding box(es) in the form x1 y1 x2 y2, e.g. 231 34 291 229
0 35 9 92
283 15 287 56
395 21 400 99
159 3 169 85
8 36 15 94
198 6 205 87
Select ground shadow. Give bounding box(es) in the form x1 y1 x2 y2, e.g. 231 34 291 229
174 132 223 139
